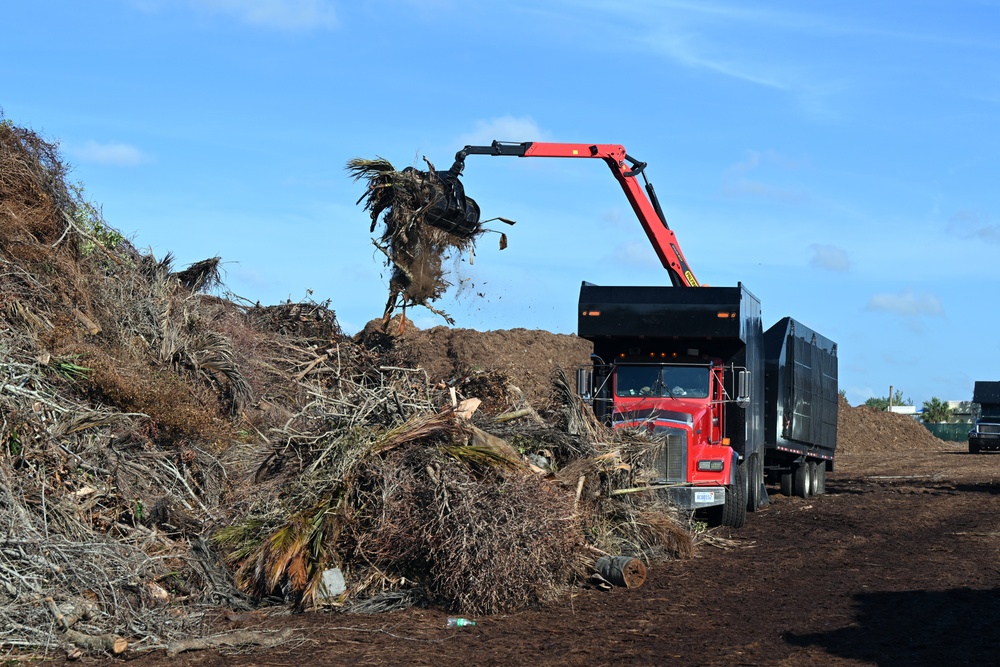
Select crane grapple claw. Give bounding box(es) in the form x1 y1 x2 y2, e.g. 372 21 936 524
419 167 481 238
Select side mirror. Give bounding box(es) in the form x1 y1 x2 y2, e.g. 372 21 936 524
736 370 751 408
576 367 593 400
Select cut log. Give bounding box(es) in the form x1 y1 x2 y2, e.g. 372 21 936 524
63 629 128 654
595 555 647 589
165 628 295 657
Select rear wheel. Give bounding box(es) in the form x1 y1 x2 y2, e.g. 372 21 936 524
814 461 827 495
793 460 812 498
780 471 793 496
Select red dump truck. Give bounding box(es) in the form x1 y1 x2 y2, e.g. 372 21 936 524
441 141 839 527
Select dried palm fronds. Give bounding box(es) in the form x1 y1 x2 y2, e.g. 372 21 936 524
172 256 222 292
222 494 344 606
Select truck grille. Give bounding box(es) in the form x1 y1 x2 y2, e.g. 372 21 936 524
978 423 1000 435
650 426 687 482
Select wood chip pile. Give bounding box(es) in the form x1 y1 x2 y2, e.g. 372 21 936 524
837 396 946 454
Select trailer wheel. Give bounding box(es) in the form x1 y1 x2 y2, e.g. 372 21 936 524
808 461 819 495
814 461 827 495
792 460 812 498
780 471 793 496
747 453 767 512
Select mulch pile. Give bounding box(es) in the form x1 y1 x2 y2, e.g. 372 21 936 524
836 396 946 454
397 326 594 408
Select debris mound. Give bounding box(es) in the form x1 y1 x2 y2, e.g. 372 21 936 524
837 396 947 453
0 116 695 656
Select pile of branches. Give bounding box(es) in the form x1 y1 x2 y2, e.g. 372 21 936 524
347 157 486 326
0 115 267 656
218 363 695 615
0 114 695 657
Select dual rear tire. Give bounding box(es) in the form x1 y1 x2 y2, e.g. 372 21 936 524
783 459 826 498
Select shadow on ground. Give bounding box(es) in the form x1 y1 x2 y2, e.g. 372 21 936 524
785 588 1000 667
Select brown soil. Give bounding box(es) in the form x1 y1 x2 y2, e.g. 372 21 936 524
112 343 1000 667
397 325 593 405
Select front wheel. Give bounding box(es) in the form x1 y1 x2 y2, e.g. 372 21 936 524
970 440 981 454
747 453 767 512
706 458 749 528
722 458 748 528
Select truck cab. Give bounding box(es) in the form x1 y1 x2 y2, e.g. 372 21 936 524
608 360 738 507
579 282 763 528
970 381 1000 453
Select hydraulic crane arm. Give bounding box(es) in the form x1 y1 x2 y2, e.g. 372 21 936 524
451 141 700 288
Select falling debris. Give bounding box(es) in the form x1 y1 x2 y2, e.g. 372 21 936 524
347 156 484 326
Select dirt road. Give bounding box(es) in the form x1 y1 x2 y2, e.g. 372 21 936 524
125 442 1000 667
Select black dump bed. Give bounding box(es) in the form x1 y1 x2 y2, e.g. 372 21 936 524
973 381 1000 405
763 317 839 460
578 282 764 459
578 282 761 357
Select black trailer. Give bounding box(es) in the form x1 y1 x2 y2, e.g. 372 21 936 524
763 317 839 497
970 381 1000 453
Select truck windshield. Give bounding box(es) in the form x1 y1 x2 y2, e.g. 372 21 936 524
615 365 710 398
980 407 1000 420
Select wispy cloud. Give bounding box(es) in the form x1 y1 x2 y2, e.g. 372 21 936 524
809 243 850 272
190 0 338 30
722 149 808 202
456 116 551 147
559 1 866 118
947 209 1000 244
65 140 148 166
866 289 943 331
644 29 787 89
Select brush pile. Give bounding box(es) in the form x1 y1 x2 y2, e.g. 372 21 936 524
0 116 693 658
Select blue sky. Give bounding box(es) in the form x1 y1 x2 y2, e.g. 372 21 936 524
4 1 999 407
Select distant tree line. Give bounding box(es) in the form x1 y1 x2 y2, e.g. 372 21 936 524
862 389 962 424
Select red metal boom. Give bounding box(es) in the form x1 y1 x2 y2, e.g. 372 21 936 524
453 141 700 288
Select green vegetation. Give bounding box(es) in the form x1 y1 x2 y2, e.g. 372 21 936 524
69 182 126 255
864 389 912 411
920 397 953 424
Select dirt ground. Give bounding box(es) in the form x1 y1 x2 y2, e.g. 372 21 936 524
111 410 1000 667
